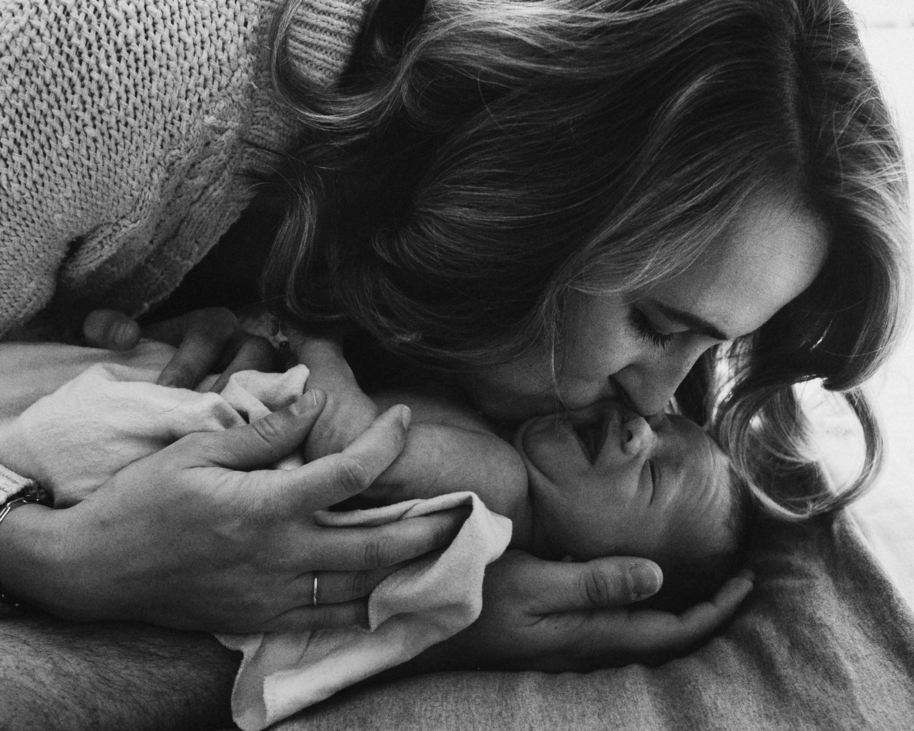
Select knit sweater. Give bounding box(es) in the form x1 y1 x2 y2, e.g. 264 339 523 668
0 0 370 339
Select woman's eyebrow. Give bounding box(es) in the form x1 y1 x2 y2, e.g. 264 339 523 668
650 301 731 341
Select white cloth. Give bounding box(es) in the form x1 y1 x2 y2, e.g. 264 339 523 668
221 492 511 731
0 344 310 506
0 341 511 730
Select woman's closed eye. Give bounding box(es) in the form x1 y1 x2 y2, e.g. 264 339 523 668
628 307 676 350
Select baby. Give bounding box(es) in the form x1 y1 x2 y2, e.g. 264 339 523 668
329 385 753 613
0 339 752 728
0 336 751 614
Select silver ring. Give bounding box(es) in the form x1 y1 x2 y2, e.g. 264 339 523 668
312 573 319 606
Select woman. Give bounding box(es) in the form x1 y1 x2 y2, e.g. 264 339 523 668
0 0 908 726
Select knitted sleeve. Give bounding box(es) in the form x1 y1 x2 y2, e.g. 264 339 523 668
0 0 368 339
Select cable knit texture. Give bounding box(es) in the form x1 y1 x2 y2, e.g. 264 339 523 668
0 0 369 339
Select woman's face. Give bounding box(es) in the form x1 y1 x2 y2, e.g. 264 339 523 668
459 194 828 419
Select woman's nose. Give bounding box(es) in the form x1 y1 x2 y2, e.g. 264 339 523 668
611 374 680 418
621 416 654 457
613 346 707 416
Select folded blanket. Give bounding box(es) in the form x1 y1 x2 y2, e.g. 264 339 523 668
0 342 511 731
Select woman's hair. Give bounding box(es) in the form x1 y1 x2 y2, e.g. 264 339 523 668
261 0 910 519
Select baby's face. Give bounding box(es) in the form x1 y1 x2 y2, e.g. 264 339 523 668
513 401 733 565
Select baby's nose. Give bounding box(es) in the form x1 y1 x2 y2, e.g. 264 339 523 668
621 415 654 456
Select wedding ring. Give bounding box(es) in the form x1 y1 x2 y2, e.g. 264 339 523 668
312 573 319 606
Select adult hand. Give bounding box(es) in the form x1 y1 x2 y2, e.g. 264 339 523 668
425 550 754 671
83 308 276 391
0 393 465 634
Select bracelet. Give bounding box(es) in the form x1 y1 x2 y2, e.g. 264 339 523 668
0 479 50 610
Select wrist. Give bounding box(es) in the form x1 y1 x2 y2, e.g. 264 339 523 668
0 501 60 611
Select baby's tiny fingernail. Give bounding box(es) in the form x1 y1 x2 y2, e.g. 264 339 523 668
629 563 662 598
292 389 319 415
400 406 412 430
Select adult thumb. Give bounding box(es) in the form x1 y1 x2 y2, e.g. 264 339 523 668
83 309 143 351
193 389 326 470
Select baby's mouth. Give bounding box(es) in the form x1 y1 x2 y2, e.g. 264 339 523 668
571 414 608 464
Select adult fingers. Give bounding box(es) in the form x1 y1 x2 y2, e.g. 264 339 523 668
251 529 471 633
143 307 236 347
657 569 755 648
302 507 469 570
269 404 411 510
186 390 326 470
257 600 370 633
145 308 236 387
308 566 404 604
519 555 664 615
576 568 755 662
208 336 277 393
83 309 142 351
256 564 406 624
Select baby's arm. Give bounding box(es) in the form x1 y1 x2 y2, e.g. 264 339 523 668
365 389 527 518
291 332 527 516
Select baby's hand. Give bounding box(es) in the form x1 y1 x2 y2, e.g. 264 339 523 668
287 330 380 461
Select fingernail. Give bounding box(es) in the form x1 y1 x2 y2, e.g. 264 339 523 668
736 568 756 583
628 563 661 598
400 406 412 430
292 389 319 415
114 322 133 347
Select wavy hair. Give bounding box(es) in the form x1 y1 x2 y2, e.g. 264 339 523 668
260 0 910 519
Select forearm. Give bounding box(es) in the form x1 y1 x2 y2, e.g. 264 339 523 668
0 613 238 731
290 338 527 512
371 423 526 517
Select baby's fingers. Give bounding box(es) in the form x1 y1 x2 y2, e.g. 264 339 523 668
284 405 412 510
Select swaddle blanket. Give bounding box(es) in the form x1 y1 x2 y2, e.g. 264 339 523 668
0 342 511 731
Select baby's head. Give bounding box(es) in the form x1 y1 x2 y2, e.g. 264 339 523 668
514 401 753 612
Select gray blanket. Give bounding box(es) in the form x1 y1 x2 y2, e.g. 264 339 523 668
275 511 914 730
